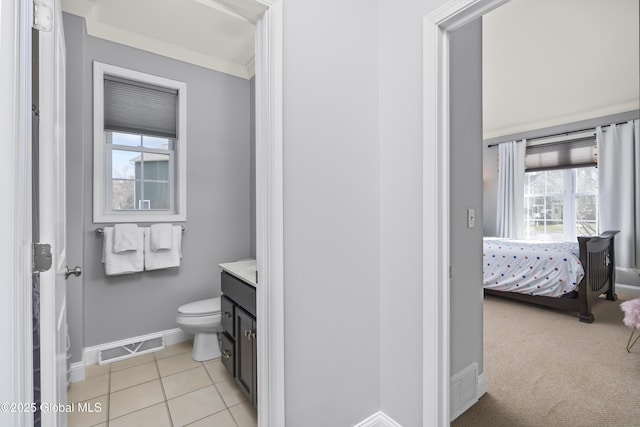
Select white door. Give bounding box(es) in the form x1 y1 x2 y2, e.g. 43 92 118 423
38 0 69 425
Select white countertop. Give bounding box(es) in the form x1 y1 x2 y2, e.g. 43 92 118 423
219 259 257 287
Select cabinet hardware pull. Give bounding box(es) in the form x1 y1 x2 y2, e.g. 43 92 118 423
223 312 232 319
221 350 231 359
251 332 256 340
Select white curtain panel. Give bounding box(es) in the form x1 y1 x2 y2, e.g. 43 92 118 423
596 119 640 268
496 140 526 238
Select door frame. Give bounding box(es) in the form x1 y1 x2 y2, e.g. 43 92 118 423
422 0 509 425
3 0 285 426
1 0 35 425
38 0 69 424
254 1 286 425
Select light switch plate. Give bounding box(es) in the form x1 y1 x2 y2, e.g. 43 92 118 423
467 208 475 228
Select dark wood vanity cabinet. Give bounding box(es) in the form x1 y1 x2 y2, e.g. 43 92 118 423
221 271 257 407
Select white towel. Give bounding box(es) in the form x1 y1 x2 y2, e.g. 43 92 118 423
113 224 139 253
150 223 173 251
102 227 144 275
144 226 182 271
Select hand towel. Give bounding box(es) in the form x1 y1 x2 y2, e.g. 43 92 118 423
144 226 182 271
102 227 144 275
150 223 173 251
113 223 139 253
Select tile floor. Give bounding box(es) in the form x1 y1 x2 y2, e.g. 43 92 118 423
67 341 257 427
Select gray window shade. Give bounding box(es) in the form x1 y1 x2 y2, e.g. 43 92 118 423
525 136 597 171
104 76 178 138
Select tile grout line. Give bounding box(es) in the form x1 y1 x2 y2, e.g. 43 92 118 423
156 356 174 427
182 406 234 427
105 364 111 427
106 361 171 426
202 358 250 427
227 404 243 427
204 364 241 426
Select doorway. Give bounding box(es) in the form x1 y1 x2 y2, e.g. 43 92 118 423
421 0 510 425
6 0 284 426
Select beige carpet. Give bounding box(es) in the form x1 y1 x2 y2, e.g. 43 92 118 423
452 289 640 427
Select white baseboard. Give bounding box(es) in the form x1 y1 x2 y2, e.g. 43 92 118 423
477 372 486 398
69 361 85 383
618 283 640 298
73 328 191 382
163 327 192 347
353 411 402 427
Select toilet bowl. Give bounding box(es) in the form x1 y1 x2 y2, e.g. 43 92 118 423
176 297 223 362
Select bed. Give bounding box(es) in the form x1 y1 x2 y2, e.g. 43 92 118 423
483 230 619 323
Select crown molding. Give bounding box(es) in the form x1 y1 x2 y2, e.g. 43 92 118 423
62 0 255 79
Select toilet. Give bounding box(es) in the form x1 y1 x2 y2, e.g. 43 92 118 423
176 297 223 362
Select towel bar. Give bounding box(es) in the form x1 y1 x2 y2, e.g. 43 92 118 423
95 226 185 236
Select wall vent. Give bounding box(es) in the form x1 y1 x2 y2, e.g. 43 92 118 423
98 335 165 365
450 362 478 421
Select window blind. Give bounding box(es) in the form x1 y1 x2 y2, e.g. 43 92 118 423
525 136 597 171
104 75 178 138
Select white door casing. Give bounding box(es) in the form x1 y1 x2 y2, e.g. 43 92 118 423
38 0 69 425
422 0 509 425
0 0 35 425
253 1 286 425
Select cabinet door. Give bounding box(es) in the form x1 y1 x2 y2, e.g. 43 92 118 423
235 307 256 402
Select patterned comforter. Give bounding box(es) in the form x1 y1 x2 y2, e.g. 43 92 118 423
483 238 585 297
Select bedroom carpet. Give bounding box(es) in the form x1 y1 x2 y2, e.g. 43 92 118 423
452 288 640 427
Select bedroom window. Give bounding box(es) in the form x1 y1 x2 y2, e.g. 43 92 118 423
93 62 187 223
524 167 598 241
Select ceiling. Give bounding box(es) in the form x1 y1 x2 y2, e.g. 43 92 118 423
61 0 262 79
482 0 639 138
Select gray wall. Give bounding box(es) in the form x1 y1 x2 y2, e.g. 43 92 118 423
250 78 256 259
449 19 484 378
378 0 472 425
282 0 381 425
63 13 252 361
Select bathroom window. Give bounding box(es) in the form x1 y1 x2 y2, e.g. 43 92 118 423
93 62 187 222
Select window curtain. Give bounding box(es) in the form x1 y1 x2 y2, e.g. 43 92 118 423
596 119 640 268
496 140 526 238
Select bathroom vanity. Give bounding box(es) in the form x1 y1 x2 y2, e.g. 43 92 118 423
219 260 257 407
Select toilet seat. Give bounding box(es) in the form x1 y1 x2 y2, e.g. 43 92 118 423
178 297 221 317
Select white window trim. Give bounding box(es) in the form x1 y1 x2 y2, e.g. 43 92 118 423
93 61 187 223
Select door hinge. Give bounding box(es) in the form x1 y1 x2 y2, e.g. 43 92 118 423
33 0 53 32
449 266 452 279
33 243 52 274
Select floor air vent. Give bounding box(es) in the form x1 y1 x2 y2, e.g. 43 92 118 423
450 362 478 421
98 335 165 365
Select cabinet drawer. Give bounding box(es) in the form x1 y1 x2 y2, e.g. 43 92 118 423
221 271 256 317
220 332 235 377
221 296 235 338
